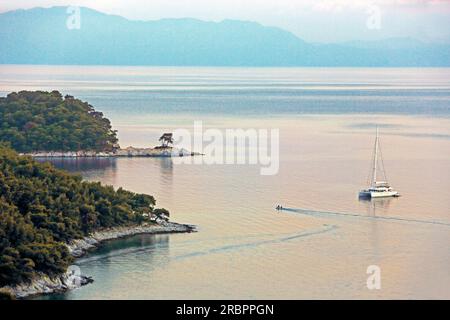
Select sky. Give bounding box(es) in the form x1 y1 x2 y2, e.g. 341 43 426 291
1 0 450 42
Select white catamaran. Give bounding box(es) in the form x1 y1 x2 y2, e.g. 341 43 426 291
359 127 400 199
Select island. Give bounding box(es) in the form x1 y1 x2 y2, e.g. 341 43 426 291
0 91 196 299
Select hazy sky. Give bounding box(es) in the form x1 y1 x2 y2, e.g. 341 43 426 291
1 0 450 42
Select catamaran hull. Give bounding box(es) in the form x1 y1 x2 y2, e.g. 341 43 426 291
359 191 399 198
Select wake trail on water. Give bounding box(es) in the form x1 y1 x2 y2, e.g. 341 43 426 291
173 224 338 260
77 224 338 263
282 207 450 227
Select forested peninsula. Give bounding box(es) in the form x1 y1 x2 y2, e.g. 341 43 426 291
0 91 194 299
0 90 118 153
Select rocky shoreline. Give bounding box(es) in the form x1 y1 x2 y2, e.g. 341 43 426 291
0 272 93 300
67 221 196 257
1 221 196 299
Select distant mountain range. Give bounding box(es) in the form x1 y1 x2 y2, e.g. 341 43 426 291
0 6 449 66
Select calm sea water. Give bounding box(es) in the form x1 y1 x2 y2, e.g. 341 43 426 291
1 66 449 299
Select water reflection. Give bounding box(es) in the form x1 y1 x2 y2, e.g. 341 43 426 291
359 197 394 217
37 157 117 173
36 234 171 300
158 157 173 171
157 157 173 182
359 198 395 261
38 157 175 191
80 233 171 264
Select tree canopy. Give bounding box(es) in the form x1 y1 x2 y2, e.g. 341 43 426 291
0 146 160 286
0 91 118 153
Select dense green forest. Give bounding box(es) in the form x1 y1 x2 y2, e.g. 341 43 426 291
0 91 118 152
0 146 159 286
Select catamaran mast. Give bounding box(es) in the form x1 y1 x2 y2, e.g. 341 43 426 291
372 127 379 186
360 126 399 198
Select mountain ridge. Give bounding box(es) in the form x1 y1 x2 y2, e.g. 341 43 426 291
0 6 449 66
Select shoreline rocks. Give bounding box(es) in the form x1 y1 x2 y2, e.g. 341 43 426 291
68 221 196 257
20 147 203 158
0 271 93 299
1 221 196 299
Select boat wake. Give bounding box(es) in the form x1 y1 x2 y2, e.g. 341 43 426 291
174 224 338 260
76 224 338 264
281 207 450 227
